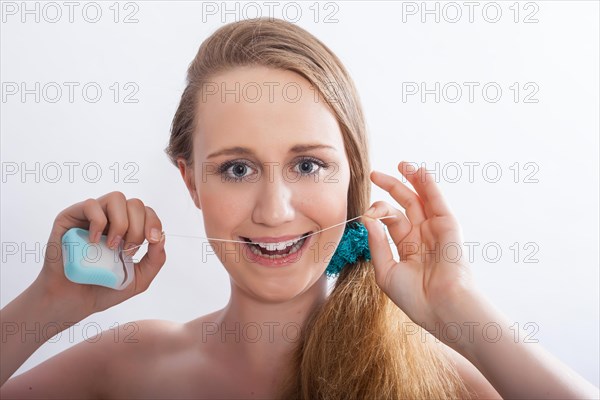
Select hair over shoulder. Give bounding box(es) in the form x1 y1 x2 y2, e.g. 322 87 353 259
165 17 474 400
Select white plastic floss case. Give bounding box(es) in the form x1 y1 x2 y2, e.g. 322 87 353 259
61 227 135 290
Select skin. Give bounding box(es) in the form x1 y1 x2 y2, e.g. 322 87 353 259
2 66 596 398
175 65 352 395
0 66 354 399
362 166 599 399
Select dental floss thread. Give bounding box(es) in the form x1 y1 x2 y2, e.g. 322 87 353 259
122 214 396 276
122 214 395 252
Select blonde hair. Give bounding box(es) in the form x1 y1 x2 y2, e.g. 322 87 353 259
165 17 473 399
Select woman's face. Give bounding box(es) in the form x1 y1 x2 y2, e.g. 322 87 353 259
182 65 350 302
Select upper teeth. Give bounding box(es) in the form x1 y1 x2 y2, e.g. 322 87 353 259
253 237 302 251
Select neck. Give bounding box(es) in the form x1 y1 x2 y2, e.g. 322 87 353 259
213 273 328 372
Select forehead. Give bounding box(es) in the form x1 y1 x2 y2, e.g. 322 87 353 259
194 66 344 158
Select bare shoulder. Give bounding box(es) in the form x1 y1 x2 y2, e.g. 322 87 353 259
111 318 189 355
1 312 228 399
439 340 503 400
0 318 186 399
103 318 205 398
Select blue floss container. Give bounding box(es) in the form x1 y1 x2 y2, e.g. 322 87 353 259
61 227 135 290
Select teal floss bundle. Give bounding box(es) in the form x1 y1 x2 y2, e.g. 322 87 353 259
325 221 372 278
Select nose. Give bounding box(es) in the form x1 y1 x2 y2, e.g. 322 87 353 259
251 169 296 227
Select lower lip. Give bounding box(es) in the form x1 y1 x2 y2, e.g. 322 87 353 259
242 234 312 267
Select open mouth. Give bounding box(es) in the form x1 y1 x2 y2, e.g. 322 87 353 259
240 232 312 259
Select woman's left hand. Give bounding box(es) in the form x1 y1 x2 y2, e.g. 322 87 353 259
361 161 476 338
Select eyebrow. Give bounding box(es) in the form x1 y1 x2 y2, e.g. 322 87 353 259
206 144 337 159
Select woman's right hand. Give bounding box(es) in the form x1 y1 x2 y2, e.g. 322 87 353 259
35 191 167 320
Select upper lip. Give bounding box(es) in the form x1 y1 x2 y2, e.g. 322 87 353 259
240 232 311 244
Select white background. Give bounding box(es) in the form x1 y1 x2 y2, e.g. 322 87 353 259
1 0 599 387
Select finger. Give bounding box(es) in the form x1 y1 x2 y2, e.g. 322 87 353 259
53 198 108 244
84 200 108 244
133 233 166 294
122 198 146 252
97 192 129 249
398 161 453 218
370 169 427 225
362 201 411 250
143 206 163 244
362 215 396 288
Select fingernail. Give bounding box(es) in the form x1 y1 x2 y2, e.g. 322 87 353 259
361 215 374 225
110 235 122 249
364 206 376 217
150 228 161 242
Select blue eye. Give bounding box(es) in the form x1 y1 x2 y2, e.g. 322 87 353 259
218 157 329 183
218 160 257 182
292 157 329 177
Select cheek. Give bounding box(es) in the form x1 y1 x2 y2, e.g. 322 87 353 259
299 184 347 219
197 180 251 238
299 164 350 215
300 168 351 258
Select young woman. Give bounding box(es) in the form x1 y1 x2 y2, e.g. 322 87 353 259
1 18 598 399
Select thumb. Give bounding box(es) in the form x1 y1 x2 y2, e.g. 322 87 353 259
362 216 395 287
133 235 166 293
